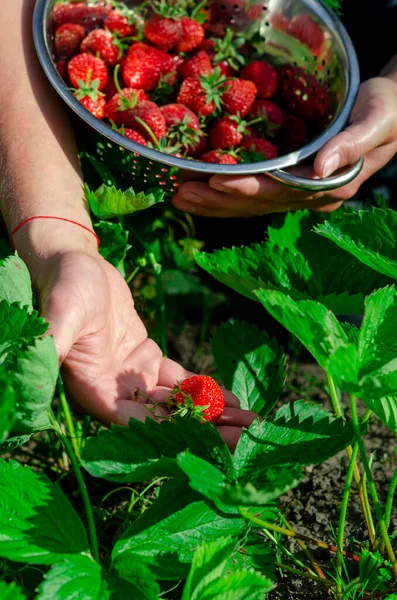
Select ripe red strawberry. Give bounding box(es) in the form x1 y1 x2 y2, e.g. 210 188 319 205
105 7 136 37
176 18 205 53
122 128 147 146
277 64 330 120
241 61 277 100
287 14 325 53
222 78 257 117
144 15 183 52
178 51 213 80
73 76 106 119
249 100 284 137
242 137 278 160
52 2 112 30
200 150 238 164
124 100 167 141
55 23 86 60
277 114 308 154
198 38 216 60
57 60 68 80
161 104 204 156
103 75 118 100
123 43 177 91
76 93 107 119
106 88 148 126
173 375 225 423
177 70 227 117
160 104 200 130
80 29 119 67
209 116 251 150
68 53 108 90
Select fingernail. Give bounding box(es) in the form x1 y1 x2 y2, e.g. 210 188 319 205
179 192 202 204
322 153 340 179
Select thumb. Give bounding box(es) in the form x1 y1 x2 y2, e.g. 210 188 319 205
43 295 84 365
314 79 395 178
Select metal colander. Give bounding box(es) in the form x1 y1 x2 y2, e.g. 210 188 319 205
34 0 363 195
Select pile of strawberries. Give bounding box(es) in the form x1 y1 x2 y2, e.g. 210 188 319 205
52 0 332 165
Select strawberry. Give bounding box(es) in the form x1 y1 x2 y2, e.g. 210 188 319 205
241 137 278 160
144 15 183 52
52 1 112 30
222 78 257 117
241 60 277 100
80 29 120 67
68 53 108 90
123 100 167 141
247 3 265 20
105 7 136 37
277 114 307 154
172 375 225 423
270 11 289 33
198 38 216 60
73 77 106 119
122 128 147 145
76 93 107 119
123 43 177 91
249 100 284 137
176 18 205 53
57 59 68 80
200 150 238 164
161 104 205 156
177 70 228 117
287 14 325 53
55 23 86 60
160 104 200 131
209 116 253 150
277 64 330 120
103 75 119 100
106 88 148 126
178 51 213 80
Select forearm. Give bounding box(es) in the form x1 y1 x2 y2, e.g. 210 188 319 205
380 54 397 86
0 0 96 269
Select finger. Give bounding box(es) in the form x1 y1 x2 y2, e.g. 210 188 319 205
222 389 240 408
216 407 258 427
158 357 195 388
217 426 243 451
121 338 163 399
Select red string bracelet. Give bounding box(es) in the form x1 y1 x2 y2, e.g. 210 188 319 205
10 216 100 250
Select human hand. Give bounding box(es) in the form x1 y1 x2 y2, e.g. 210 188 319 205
24 229 256 447
173 77 397 217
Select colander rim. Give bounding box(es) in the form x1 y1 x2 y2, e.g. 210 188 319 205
33 0 360 176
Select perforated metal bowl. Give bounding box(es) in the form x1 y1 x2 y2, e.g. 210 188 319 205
34 0 363 195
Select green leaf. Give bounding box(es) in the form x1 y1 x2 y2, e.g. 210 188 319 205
36 556 108 600
177 451 301 508
0 459 89 565
212 321 286 416
94 221 130 267
0 302 48 364
86 184 164 219
0 367 15 442
0 582 26 600
228 533 277 580
0 433 32 454
82 416 233 482
359 549 391 591
234 400 357 484
11 336 58 434
112 482 248 580
109 554 161 600
315 208 397 280
0 256 33 309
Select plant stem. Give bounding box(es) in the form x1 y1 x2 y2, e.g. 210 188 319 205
281 516 327 580
126 265 140 284
50 414 99 563
148 252 167 356
58 380 80 458
274 563 334 588
384 466 397 533
350 395 397 578
336 442 359 594
340 578 361 600
237 508 360 562
327 373 376 546
262 528 317 577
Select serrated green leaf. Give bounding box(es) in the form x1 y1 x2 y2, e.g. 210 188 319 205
36 556 108 600
234 400 357 484
195 569 272 600
315 208 397 280
0 459 89 565
94 221 130 267
0 256 33 309
109 554 161 600
177 451 301 508
112 481 248 580
0 367 15 443
212 321 286 416
11 336 58 434
0 582 26 600
182 537 237 600
228 533 277 580
359 549 391 591
82 416 233 482
86 184 164 219
0 302 48 365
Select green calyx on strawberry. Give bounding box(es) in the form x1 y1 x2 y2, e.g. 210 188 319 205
199 67 229 111
208 114 263 150
168 375 225 423
168 115 206 156
212 28 246 72
73 76 104 102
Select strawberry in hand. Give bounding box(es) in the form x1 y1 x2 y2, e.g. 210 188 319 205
169 375 225 423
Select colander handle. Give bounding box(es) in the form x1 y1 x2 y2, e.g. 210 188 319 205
266 158 364 192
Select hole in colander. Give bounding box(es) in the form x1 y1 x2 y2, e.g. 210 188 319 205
229 16 235 23
159 181 166 186
265 21 269 26
233 4 241 11
263 5 268 10
161 167 168 173
322 59 326 66
170 175 178 181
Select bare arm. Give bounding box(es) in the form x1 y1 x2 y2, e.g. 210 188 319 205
0 0 97 272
